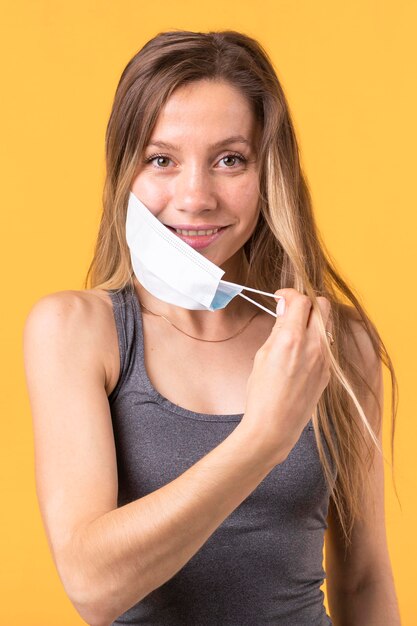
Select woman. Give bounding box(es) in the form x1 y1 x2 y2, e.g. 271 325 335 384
23 30 400 625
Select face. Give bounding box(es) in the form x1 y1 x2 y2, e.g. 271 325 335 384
131 79 261 274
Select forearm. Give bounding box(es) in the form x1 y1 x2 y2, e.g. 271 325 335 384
63 422 281 626
328 574 401 626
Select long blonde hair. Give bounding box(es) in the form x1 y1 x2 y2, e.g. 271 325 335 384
85 30 398 546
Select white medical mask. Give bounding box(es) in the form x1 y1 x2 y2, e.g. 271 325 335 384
125 191 280 317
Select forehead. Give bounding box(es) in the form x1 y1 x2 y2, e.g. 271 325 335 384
148 80 258 144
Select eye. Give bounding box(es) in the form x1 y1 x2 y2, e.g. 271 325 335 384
218 153 247 168
144 154 173 168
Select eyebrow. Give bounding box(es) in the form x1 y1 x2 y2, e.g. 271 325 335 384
146 135 252 151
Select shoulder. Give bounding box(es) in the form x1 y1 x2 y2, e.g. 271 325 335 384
23 288 119 395
338 303 383 431
24 288 114 339
338 303 381 372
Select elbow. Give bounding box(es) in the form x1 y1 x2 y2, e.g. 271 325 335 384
73 579 152 626
62 573 121 626
54 540 118 626
71 592 111 626
53 527 151 625
57 565 112 626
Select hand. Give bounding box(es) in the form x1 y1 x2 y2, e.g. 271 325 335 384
241 288 333 465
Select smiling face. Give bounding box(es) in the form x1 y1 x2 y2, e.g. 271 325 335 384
131 79 262 277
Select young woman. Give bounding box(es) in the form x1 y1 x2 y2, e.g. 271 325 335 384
23 30 400 625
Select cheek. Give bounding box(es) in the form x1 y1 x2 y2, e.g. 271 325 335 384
240 192 261 240
244 206 261 242
227 176 260 223
131 175 170 217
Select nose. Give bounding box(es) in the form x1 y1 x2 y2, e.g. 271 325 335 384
173 165 218 215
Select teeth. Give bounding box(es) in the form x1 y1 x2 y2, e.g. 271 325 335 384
175 228 219 236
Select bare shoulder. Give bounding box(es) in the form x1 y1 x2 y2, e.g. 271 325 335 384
24 288 119 396
24 287 114 337
338 302 380 364
25 286 114 313
338 303 383 431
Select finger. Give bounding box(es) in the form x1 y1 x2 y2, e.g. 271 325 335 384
307 298 334 350
306 296 331 331
326 305 334 334
272 288 313 334
325 309 335 346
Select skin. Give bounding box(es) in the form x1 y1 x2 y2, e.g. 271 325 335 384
22 78 400 624
325 312 401 624
131 79 264 336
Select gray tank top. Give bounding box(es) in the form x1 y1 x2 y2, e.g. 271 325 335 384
108 284 335 625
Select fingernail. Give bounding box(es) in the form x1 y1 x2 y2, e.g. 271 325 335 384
276 297 286 316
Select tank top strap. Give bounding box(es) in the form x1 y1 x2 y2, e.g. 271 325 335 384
107 284 142 403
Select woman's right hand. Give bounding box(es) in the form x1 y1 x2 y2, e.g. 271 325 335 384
241 288 333 465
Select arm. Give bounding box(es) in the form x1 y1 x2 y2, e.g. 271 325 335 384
23 292 282 626
325 310 401 625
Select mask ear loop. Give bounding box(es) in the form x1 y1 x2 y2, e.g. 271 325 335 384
220 280 283 318
237 292 278 318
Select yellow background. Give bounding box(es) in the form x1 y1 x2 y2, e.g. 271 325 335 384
1 1 416 624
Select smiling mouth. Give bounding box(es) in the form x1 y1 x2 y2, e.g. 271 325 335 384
165 225 230 250
166 225 230 235
168 227 226 236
